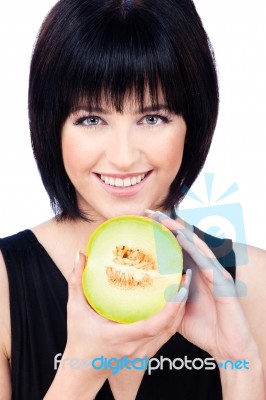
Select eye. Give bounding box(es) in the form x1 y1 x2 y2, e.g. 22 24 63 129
84 116 100 126
73 115 104 127
82 116 101 126
146 116 160 125
140 114 171 126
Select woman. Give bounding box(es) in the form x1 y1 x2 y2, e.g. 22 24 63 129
0 0 265 399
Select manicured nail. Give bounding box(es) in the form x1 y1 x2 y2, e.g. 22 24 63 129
145 210 173 224
171 287 187 302
186 268 192 278
185 269 192 286
75 250 81 268
144 209 156 214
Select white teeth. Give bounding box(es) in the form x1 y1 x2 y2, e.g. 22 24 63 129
130 176 137 185
123 178 131 187
115 178 124 187
100 173 147 187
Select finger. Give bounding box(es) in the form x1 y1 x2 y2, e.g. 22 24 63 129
145 211 231 273
145 211 236 298
145 209 187 232
170 268 192 302
145 209 198 247
179 233 237 300
145 210 213 256
134 269 192 336
68 251 87 300
141 281 189 336
111 270 192 344
177 230 227 275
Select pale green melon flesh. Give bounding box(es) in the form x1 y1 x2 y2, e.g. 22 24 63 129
82 216 183 323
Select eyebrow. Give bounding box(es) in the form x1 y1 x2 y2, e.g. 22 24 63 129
73 103 171 115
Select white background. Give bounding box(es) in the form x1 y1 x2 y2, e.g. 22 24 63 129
0 1 265 248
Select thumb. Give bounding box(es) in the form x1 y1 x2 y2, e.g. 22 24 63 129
67 251 87 299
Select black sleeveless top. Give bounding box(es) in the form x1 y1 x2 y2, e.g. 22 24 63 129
0 228 236 399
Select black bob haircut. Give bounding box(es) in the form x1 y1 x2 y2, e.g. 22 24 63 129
29 0 219 220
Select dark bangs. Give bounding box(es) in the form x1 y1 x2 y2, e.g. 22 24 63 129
56 4 186 117
29 0 219 219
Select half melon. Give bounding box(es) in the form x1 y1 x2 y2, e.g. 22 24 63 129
82 215 183 323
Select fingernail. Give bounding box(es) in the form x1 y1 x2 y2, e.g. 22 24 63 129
171 287 187 302
186 268 192 278
145 210 172 224
144 209 162 223
75 250 81 268
185 269 192 286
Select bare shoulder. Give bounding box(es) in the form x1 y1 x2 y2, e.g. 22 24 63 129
233 242 266 366
0 250 12 398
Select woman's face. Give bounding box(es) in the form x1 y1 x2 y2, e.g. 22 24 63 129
62 93 187 221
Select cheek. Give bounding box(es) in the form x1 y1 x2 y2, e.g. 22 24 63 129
62 138 83 174
62 134 98 175
151 134 185 174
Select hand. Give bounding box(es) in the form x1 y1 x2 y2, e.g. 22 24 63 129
145 210 258 362
65 251 192 370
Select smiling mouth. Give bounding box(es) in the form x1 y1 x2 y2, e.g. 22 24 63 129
97 172 151 188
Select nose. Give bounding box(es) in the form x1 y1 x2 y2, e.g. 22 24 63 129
106 128 140 171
